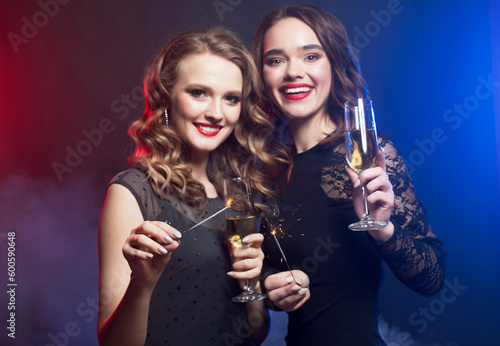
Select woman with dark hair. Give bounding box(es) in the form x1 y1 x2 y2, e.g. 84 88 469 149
97 27 289 345
252 4 446 345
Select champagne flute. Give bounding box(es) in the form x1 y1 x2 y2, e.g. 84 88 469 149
345 98 387 231
224 177 266 302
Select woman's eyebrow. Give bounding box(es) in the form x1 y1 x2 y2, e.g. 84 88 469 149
263 48 284 58
264 44 324 58
300 44 324 51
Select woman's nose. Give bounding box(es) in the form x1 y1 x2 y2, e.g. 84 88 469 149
205 99 223 122
285 59 304 80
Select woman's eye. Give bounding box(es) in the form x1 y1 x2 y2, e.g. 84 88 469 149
305 54 319 62
226 95 241 105
265 58 284 66
190 90 206 98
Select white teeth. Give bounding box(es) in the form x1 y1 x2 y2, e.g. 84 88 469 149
198 125 219 133
283 87 312 94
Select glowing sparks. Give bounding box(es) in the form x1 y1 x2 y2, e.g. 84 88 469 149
267 217 291 239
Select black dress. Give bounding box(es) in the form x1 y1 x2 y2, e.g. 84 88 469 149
111 169 255 345
261 134 446 346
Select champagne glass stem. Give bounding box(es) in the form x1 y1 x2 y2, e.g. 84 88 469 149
362 185 369 218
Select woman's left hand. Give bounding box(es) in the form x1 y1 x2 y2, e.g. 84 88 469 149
227 233 264 290
347 149 395 242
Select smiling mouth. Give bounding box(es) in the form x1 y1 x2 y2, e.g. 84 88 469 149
194 123 222 137
279 85 313 100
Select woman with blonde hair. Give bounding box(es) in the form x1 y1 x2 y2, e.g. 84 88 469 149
97 27 288 345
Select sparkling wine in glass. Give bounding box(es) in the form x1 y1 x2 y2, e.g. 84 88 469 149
224 177 266 302
345 98 387 231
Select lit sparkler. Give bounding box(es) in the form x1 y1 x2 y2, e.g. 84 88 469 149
181 193 250 234
266 218 298 285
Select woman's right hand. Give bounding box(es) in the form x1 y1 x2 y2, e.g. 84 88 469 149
264 270 310 312
123 221 182 287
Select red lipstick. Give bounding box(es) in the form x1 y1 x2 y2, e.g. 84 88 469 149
194 123 222 137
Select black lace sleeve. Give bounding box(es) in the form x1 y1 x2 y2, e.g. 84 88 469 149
374 134 446 297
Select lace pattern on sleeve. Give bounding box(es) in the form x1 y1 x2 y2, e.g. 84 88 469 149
323 134 446 297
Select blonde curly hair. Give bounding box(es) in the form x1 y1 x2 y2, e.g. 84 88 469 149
128 27 290 212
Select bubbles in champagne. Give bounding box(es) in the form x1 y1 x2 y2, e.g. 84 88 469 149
226 216 257 249
346 129 377 172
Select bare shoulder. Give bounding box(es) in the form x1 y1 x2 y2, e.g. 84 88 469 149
101 184 143 224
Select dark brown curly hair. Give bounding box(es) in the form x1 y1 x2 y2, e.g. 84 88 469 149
128 27 290 212
252 3 369 143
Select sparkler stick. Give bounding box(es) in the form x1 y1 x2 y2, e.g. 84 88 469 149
181 193 251 234
266 219 298 285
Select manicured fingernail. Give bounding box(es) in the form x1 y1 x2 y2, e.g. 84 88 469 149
291 285 301 293
298 288 308 296
227 272 234 277
158 247 168 255
242 236 251 243
354 179 360 188
173 230 182 239
286 276 293 284
164 235 173 243
146 253 154 259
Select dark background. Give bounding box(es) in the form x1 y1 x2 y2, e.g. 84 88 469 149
1 0 499 345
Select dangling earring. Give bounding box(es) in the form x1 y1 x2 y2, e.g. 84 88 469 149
164 108 169 126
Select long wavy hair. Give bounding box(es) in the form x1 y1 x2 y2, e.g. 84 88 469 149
252 3 368 143
128 27 289 212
